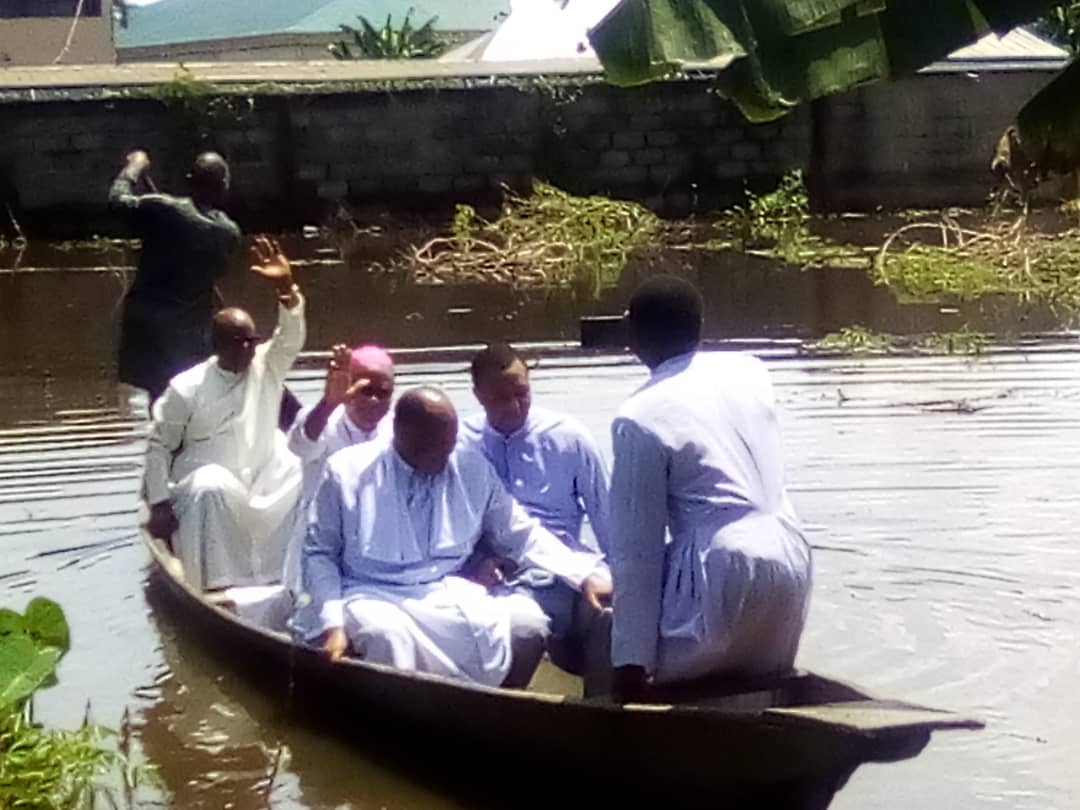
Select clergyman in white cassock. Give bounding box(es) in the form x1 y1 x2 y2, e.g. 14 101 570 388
301 387 610 687
605 276 812 699
284 344 394 631
144 239 306 596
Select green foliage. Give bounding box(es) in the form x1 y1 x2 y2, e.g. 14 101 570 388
725 170 811 258
811 325 988 355
0 599 153 809
588 0 1059 121
407 181 659 295
147 66 253 150
329 10 445 60
872 215 1080 311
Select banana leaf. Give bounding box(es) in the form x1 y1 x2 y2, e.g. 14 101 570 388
0 598 70 711
1017 57 1080 175
589 0 1059 120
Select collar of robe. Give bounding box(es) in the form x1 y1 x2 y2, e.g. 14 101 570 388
353 448 475 565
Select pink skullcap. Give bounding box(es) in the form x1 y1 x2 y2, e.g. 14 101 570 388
350 344 394 372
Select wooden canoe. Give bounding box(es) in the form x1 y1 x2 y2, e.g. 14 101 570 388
142 532 982 808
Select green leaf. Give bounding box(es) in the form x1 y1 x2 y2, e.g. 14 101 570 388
24 597 70 653
0 608 25 636
590 0 1062 120
0 636 63 709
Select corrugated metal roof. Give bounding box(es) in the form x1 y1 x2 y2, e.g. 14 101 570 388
947 27 1069 61
117 0 509 48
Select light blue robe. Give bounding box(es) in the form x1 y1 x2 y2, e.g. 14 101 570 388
459 406 611 555
609 350 813 684
301 443 604 685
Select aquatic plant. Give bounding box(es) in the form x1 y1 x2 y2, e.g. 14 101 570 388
873 213 1080 311
810 326 988 356
404 181 660 295
719 170 815 262
0 598 151 809
329 10 445 60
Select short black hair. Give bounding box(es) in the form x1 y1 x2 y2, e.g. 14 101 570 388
627 275 703 353
470 343 524 387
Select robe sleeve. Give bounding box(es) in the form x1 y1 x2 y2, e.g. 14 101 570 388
301 467 346 633
263 293 307 381
144 383 191 505
483 473 605 589
609 416 669 674
287 403 327 461
107 166 173 230
574 428 612 556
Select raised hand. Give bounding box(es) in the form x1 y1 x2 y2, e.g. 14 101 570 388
126 150 151 174
249 235 294 285
324 344 354 408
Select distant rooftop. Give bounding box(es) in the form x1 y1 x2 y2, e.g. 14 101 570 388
117 0 511 48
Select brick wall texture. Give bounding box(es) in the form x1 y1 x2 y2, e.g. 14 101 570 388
0 68 1060 232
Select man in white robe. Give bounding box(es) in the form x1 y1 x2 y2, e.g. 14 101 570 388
284 344 394 629
302 387 612 687
144 237 306 594
603 275 812 701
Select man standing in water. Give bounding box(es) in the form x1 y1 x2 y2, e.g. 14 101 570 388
601 275 812 701
109 149 240 403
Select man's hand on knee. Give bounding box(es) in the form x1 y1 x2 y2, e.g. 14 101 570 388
320 626 349 662
146 500 178 546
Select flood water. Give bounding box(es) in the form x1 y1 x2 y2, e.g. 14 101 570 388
1 254 1078 809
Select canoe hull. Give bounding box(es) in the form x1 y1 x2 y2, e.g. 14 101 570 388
142 534 979 806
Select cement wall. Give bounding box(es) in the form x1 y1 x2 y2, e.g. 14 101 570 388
0 65 1062 234
0 1 114 67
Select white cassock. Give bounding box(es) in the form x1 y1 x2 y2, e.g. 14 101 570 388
144 297 306 593
302 444 606 686
283 406 391 622
609 350 812 684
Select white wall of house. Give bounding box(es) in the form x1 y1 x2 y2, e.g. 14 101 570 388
0 0 115 66
118 32 336 63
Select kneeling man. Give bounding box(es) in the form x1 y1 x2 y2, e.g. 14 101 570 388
144 237 305 592
301 387 610 687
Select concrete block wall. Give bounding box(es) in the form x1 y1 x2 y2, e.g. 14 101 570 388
0 67 1060 234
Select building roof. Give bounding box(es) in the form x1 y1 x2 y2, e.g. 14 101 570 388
117 0 510 48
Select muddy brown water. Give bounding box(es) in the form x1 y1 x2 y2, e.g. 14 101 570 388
1 250 1077 808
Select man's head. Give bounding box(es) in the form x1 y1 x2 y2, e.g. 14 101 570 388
346 345 395 431
188 152 230 208
211 307 258 373
627 275 704 369
470 343 531 436
393 387 458 476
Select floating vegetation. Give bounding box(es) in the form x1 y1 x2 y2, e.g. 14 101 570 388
710 170 865 268
0 598 153 809
402 181 660 295
808 325 988 356
873 212 1080 311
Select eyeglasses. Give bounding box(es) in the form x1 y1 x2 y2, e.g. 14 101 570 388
228 333 260 349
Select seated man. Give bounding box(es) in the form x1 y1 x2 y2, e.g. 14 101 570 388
283 344 394 617
301 387 611 687
604 275 812 702
144 237 306 596
288 343 395 506
459 343 610 670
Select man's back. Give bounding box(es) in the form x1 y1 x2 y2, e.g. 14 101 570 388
616 350 795 529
